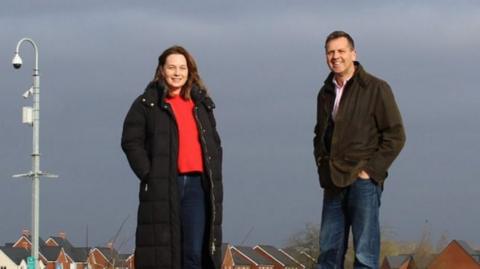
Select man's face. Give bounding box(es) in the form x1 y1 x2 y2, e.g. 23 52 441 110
325 37 356 78
162 53 188 94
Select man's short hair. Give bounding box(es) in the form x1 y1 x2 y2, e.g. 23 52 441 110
325 31 355 50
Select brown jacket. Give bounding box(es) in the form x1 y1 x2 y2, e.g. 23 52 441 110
314 62 406 188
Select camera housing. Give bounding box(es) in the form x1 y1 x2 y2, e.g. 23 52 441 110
12 54 22 69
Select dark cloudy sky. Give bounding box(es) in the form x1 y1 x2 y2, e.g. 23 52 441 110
1 1 479 252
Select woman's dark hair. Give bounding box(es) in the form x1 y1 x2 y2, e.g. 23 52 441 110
153 45 207 99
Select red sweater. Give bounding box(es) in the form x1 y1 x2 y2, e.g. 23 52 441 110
165 95 204 173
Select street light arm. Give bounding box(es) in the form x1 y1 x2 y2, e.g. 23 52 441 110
15 38 39 71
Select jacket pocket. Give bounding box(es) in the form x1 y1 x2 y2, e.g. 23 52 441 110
332 157 367 174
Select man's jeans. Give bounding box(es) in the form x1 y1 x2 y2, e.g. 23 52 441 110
315 179 382 269
177 173 206 269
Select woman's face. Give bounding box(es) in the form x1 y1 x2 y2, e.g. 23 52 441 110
162 53 188 95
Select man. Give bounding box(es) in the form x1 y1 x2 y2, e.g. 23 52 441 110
313 31 406 269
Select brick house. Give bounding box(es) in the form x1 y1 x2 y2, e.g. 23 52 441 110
5 231 133 269
253 245 301 269
221 244 252 269
381 255 416 269
88 248 113 269
124 254 134 269
39 246 65 269
12 231 47 250
427 240 480 269
88 246 129 269
280 248 314 269
45 234 90 269
0 247 31 269
231 246 274 269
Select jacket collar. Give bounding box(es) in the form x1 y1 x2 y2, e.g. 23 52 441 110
323 61 368 93
140 81 164 108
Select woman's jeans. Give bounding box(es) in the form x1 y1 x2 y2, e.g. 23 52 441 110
315 179 382 269
177 173 206 269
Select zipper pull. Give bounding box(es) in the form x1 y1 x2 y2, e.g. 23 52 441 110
211 242 216 255
144 183 148 192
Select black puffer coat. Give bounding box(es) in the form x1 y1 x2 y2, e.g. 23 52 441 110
121 81 223 269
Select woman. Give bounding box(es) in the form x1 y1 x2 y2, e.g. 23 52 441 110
121 46 223 269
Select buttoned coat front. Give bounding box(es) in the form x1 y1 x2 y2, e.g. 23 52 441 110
121 81 223 269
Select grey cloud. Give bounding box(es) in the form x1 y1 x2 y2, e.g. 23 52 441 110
1 0 479 251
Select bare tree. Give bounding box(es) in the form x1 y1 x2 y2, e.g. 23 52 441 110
286 223 416 269
413 220 434 269
285 223 320 259
435 231 449 253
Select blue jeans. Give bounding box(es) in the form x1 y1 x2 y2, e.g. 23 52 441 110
315 179 382 269
177 174 206 269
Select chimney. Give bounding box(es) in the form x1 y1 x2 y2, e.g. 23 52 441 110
22 229 30 237
107 242 114 249
58 231 66 239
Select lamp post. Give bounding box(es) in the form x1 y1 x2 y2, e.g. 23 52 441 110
11 38 58 269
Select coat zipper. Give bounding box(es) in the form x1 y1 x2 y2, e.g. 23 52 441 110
165 101 216 256
193 105 216 256
320 92 334 156
162 102 182 264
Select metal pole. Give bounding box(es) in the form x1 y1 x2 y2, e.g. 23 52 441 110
16 38 40 269
32 41 40 269
12 38 49 269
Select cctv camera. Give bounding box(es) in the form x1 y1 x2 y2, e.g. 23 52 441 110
12 53 22 69
23 87 33 99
